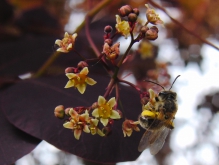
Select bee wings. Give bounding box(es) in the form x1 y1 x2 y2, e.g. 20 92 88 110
149 126 170 155
138 126 170 155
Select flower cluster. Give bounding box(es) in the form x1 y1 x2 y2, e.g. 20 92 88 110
54 3 167 141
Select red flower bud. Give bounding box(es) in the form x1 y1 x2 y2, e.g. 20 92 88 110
77 61 88 69
104 25 113 33
118 5 133 17
128 13 137 22
54 105 65 119
133 8 139 16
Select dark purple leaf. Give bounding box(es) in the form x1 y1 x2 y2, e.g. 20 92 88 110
2 74 144 163
0 90 40 165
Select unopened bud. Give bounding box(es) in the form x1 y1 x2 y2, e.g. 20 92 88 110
65 67 78 73
91 102 98 109
140 26 149 33
54 105 65 119
104 25 113 33
77 61 88 69
128 13 137 22
145 26 158 40
133 8 139 16
65 107 72 116
150 26 158 33
118 5 133 17
102 126 111 136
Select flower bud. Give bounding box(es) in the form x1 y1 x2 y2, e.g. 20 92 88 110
145 26 159 40
77 61 88 69
65 107 72 116
133 8 139 16
140 26 149 33
118 5 133 17
65 67 78 73
104 39 113 46
104 25 113 33
102 126 111 136
128 13 137 22
150 26 158 33
91 102 98 109
54 105 65 119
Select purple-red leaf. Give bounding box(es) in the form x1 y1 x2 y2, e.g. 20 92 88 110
0 91 40 165
2 74 144 163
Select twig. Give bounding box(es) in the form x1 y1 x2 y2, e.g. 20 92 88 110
85 16 113 75
34 0 112 78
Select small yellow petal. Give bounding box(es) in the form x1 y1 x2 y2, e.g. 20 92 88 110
64 32 69 38
110 110 121 119
92 108 99 118
91 118 99 126
55 39 62 46
65 80 75 88
107 97 116 108
66 73 77 79
97 129 105 137
72 33 77 40
57 48 68 53
148 89 155 98
100 118 109 126
86 77 97 85
80 110 89 121
145 4 149 9
134 127 140 132
98 96 106 105
83 125 90 133
80 67 89 75
126 130 133 137
69 108 78 118
76 83 86 94
63 122 74 129
74 129 82 140
123 130 127 137
67 43 73 50
115 15 121 23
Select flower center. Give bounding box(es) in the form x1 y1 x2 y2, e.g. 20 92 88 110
98 104 111 118
73 74 86 86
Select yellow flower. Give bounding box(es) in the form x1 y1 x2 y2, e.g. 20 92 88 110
122 120 140 137
145 4 163 25
55 32 77 53
103 42 120 60
138 41 154 59
63 108 90 140
65 67 96 94
115 15 130 38
89 118 105 136
92 96 121 126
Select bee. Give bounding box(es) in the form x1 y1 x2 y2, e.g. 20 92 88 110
138 75 180 155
